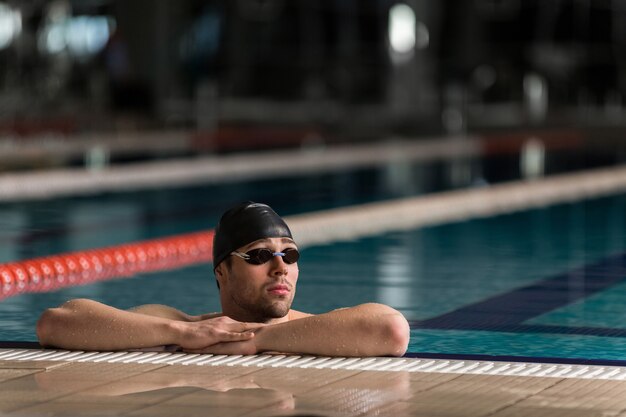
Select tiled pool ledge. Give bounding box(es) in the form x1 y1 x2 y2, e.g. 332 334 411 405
2 348 625 381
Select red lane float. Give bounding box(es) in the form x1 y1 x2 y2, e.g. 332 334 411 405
0 230 214 300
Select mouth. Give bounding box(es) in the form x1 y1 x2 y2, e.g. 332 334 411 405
266 284 290 296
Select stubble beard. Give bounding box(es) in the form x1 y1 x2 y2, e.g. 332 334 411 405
230 289 294 323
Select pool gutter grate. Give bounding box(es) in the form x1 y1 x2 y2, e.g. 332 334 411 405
2 348 626 380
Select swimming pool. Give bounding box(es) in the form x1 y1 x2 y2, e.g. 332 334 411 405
1 157 626 363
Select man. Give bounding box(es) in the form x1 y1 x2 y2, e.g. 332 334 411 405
37 202 410 357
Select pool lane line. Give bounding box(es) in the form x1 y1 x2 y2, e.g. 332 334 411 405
411 250 626 335
287 164 626 247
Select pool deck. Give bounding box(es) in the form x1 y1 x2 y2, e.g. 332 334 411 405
1 349 626 416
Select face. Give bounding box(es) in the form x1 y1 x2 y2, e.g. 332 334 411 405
216 237 299 323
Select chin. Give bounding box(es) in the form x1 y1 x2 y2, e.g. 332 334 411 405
263 304 291 319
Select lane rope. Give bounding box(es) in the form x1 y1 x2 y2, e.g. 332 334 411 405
0 231 213 300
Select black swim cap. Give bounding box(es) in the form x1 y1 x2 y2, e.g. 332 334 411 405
212 202 293 270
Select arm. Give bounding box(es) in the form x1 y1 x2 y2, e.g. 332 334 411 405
36 298 261 351
187 303 410 357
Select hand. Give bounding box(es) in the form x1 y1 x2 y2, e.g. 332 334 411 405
175 316 264 350
183 337 258 356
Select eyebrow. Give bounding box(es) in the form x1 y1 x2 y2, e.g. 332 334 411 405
245 238 296 248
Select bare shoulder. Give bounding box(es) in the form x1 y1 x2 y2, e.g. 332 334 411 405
129 304 193 321
287 309 314 320
195 312 223 321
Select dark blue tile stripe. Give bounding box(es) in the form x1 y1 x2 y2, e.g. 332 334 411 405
403 351 626 367
409 322 626 338
0 341 41 349
415 251 626 332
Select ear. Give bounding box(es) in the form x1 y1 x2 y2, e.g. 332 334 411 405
214 264 227 286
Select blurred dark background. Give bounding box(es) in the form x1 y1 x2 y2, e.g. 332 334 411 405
0 0 625 166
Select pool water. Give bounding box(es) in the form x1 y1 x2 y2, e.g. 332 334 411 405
1 162 626 362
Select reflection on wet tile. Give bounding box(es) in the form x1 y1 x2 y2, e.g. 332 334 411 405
293 371 412 416
517 378 626 411
381 396 503 416
0 373 77 402
32 362 168 390
138 366 356 416
129 404 252 417
491 405 615 417
54 387 201 405
49 362 166 378
374 374 552 416
408 371 461 383
154 363 260 375
245 406 345 417
0 360 69 370
373 401 437 417
222 367 360 395
94 364 265 395
13 401 145 417
163 387 294 409
298 388 390 416
454 374 559 390
0 401 37 414
0 369 40 383
378 373 558 416
0 362 172 413
415 373 560 400
379 401 608 417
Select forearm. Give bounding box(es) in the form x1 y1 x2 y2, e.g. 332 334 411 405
254 303 410 357
37 299 181 351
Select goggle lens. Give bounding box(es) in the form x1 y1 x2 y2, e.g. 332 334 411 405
232 248 300 265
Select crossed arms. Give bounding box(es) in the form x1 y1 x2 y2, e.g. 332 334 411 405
36 299 410 357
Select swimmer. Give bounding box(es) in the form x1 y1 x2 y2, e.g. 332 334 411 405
36 202 410 357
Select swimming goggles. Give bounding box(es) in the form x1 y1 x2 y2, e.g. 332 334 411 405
230 248 300 265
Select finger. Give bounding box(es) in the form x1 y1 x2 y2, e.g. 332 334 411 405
183 348 211 354
198 316 236 324
184 342 241 355
216 322 263 333
186 346 222 354
200 343 231 355
234 322 266 331
207 340 254 356
219 330 255 342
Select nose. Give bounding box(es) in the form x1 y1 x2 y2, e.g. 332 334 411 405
269 254 288 276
